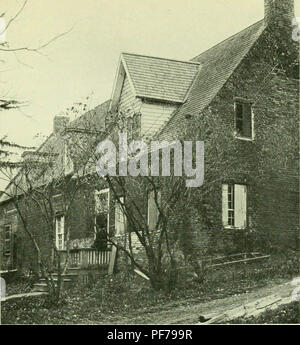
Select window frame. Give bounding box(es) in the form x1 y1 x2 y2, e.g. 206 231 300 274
222 183 247 230
234 98 254 141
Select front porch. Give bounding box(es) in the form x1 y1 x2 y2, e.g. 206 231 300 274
60 248 111 269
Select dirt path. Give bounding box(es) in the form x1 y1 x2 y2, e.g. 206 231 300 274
111 277 298 324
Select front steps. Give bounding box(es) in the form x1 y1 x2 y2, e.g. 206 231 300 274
32 273 78 292
32 267 108 292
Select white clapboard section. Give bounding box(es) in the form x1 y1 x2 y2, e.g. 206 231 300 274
222 184 229 227
141 101 177 137
234 184 247 229
118 73 177 138
119 74 142 117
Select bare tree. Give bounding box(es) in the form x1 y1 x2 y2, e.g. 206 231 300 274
0 0 71 110
0 127 95 304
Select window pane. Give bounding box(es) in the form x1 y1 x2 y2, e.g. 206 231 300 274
235 101 252 138
243 103 252 138
227 185 234 226
236 103 243 119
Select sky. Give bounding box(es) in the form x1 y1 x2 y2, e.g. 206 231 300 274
0 0 299 149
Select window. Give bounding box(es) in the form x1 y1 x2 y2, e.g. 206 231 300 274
147 190 161 230
55 215 65 250
222 184 247 229
235 100 253 139
4 225 12 256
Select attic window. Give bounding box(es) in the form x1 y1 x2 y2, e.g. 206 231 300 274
235 100 253 140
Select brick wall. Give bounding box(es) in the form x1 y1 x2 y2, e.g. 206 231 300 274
182 46 299 254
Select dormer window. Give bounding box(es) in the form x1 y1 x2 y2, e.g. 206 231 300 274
234 99 253 140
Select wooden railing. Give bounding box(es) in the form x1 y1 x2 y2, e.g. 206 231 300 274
60 248 111 269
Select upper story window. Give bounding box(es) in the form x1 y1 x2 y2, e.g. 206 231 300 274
234 99 253 140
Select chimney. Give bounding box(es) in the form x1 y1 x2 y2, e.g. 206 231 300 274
22 151 35 162
53 116 69 134
264 0 295 25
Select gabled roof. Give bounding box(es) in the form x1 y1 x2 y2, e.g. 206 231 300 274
159 20 266 138
111 53 200 108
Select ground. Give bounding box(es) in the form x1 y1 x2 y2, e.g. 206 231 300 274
1 254 299 324
227 302 299 324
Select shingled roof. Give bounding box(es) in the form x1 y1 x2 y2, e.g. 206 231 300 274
159 20 266 138
67 99 110 132
121 53 200 103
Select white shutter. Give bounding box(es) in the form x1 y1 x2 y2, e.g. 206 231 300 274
115 197 125 235
222 184 228 227
234 184 247 229
55 217 59 249
61 216 65 249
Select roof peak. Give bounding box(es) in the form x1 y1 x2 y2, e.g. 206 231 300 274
191 20 265 62
121 52 200 65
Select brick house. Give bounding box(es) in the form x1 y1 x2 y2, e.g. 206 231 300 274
0 0 299 277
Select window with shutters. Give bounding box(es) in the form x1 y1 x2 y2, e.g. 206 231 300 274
147 190 161 231
222 184 247 229
234 100 253 140
55 215 65 250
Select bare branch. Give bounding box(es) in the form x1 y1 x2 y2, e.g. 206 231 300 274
0 0 28 36
0 26 73 53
